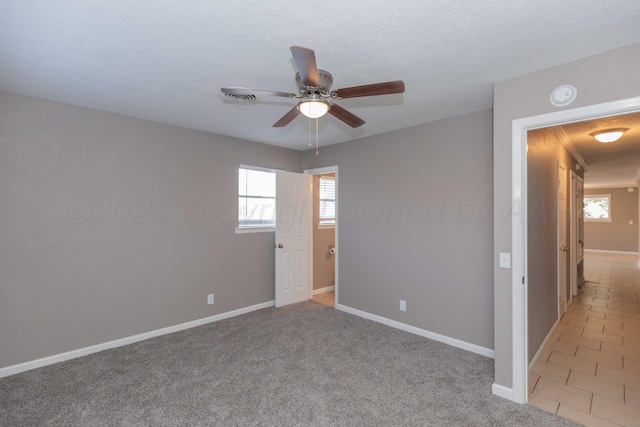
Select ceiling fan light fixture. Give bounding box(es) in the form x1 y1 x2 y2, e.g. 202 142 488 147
590 128 628 143
298 100 330 119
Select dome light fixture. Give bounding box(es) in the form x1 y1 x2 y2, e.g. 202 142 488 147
590 128 628 143
298 100 330 119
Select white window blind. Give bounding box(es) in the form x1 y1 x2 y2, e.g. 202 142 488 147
319 176 335 226
238 167 275 228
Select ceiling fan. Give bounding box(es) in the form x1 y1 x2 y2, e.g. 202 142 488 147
221 46 405 129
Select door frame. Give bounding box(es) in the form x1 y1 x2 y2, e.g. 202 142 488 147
304 165 339 305
510 96 640 404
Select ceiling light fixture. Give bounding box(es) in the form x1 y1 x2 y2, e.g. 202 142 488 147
590 128 628 143
298 100 330 119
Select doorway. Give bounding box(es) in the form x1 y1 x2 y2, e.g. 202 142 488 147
305 166 338 308
510 96 640 404
570 171 585 299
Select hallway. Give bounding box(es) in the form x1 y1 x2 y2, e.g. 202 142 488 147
528 252 640 426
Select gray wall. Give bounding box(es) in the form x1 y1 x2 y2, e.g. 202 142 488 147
493 42 640 389
584 187 639 252
304 109 494 350
312 174 335 290
526 128 580 362
0 90 302 369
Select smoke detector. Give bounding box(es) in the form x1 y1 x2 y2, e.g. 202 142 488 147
550 85 577 107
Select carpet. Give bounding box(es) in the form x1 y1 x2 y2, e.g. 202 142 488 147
1 301 581 426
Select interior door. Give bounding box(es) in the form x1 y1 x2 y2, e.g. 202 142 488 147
570 171 578 299
557 162 568 316
577 176 584 263
275 171 312 307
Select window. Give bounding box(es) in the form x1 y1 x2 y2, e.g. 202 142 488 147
238 166 276 230
318 175 335 227
584 194 611 222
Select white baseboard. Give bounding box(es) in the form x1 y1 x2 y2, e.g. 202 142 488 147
335 303 495 359
492 383 514 401
0 300 275 378
528 316 560 373
584 249 639 255
312 285 335 296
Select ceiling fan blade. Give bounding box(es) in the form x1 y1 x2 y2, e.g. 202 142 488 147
290 46 319 87
273 106 301 127
334 80 405 99
328 104 365 128
221 87 296 98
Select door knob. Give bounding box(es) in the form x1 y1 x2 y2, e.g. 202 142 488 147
563 246 570 252
277 243 284 248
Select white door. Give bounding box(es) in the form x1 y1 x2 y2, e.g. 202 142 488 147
577 176 584 264
557 162 568 316
275 171 312 307
570 171 577 299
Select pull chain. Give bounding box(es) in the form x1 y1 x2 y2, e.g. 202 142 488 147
308 116 312 147
315 118 319 156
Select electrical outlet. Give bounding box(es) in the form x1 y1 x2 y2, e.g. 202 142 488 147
207 294 214 305
399 299 407 312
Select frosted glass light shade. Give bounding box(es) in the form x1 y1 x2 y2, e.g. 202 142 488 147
590 128 627 143
298 100 329 119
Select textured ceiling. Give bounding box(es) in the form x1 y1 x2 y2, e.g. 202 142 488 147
558 112 640 188
2 1 640 151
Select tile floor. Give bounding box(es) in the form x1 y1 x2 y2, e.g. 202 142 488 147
529 252 640 427
311 290 334 307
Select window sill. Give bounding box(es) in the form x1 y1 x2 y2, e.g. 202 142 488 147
317 224 335 230
235 227 275 234
584 219 612 223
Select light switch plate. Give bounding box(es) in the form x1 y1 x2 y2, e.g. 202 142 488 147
499 252 511 269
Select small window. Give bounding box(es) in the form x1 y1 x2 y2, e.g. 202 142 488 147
584 194 611 222
318 175 335 227
238 166 275 231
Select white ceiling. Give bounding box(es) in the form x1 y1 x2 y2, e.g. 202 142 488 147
2 1 640 151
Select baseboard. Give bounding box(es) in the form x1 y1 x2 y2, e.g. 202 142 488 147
584 249 639 255
528 316 560 373
335 303 495 359
312 285 335 296
492 383 514 401
0 300 275 378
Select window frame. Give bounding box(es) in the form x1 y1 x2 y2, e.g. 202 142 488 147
583 193 612 223
236 165 277 233
318 175 336 229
